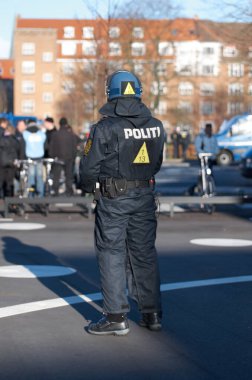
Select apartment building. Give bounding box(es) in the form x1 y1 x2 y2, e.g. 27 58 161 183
12 16 252 135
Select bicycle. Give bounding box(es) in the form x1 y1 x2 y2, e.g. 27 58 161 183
195 153 216 214
14 159 35 197
42 158 64 196
14 159 36 215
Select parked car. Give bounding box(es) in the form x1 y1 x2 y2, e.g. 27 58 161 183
240 147 252 178
215 113 252 165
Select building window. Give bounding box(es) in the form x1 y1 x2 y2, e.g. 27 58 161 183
83 27 94 39
109 27 120 38
84 102 94 114
152 100 167 115
202 46 215 55
200 83 215 96
247 104 252 113
62 80 75 94
178 82 193 96
42 92 53 103
22 100 35 113
132 27 144 39
248 84 252 95
42 52 53 62
108 61 121 72
83 62 95 74
109 42 121 56
22 61 35 74
202 65 215 76
42 73 53 83
22 43 35 56
0 67 3 75
223 46 238 57
61 41 77 56
178 101 193 113
131 42 146 56
228 83 243 95
158 42 173 56
151 81 167 96
227 102 244 114
82 41 97 55
249 65 252 77
179 65 193 76
156 62 167 76
228 63 244 77
62 62 75 75
248 47 252 58
22 80 35 94
83 82 94 94
64 26 75 38
134 63 144 76
201 102 215 115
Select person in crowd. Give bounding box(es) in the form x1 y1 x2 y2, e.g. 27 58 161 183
0 117 8 138
170 126 181 158
0 125 20 197
15 120 27 159
44 116 57 158
49 117 78 196
23 120 46 197
80 70 165 336
195 123 219 167
180 128 191 160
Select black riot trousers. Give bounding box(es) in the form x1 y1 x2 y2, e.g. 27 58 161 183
95 187 162 315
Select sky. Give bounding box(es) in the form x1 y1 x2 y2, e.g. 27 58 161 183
0 0 237 59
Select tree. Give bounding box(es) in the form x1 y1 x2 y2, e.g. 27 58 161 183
56 0 182 134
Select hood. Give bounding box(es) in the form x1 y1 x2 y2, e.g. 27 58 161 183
99 98 152 127
27 125 40 133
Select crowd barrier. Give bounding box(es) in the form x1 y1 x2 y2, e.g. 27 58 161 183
2 194 250 218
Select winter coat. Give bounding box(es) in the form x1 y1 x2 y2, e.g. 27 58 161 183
49 125 78 161
0 134 20 167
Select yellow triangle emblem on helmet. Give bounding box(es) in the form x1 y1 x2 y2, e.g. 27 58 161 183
124 82 136 95
133 142 150 164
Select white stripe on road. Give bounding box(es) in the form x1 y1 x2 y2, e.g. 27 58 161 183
0 223 46 230
0 265 76 278
0 275 252 319
190 238 252 247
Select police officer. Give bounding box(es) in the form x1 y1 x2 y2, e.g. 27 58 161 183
79 70 165 336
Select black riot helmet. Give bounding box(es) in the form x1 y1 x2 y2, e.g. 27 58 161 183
105 70 142 100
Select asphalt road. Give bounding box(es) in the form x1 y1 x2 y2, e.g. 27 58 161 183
155 161 252 196
0 206 252 380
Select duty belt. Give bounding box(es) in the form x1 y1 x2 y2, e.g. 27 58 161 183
99 178 152 199
124 180 150 189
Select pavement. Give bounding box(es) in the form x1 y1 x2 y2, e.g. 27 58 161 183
0 206 252 380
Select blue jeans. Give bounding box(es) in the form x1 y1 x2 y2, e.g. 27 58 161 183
28 161 44 197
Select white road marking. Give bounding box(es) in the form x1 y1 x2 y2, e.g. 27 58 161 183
0 275 252 319
0 223 46 230
159 204 185 213
0 265 76 278
0 218 13 222
190 238 252 247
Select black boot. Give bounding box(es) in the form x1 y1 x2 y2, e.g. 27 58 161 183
139 312 162 331
88 314 130 336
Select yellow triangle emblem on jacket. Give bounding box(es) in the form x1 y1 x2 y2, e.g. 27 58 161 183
124 82 135 95
133 142 150 164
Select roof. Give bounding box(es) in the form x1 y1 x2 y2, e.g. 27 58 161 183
0 59 14 79
15 17 199 42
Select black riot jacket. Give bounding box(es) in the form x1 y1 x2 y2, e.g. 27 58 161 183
80 98 165 193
